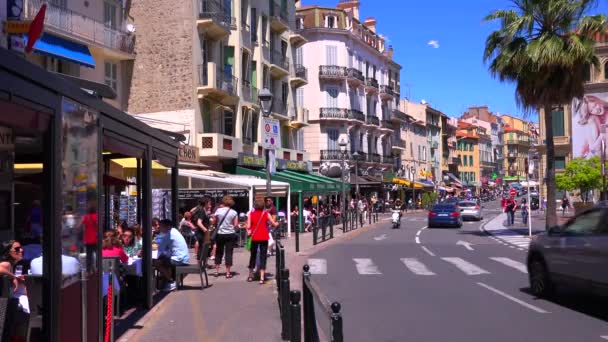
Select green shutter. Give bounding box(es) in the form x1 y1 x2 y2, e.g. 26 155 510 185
251 62 257 87
551 110 565 136
224 46 235 67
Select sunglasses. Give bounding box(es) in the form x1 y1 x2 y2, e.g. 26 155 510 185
11 247 22 253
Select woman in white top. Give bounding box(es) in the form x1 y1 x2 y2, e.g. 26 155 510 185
212 195 240 278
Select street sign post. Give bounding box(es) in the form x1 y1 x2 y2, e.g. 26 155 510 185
262 117 280 150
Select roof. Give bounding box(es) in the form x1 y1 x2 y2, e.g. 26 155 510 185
456 133 479 139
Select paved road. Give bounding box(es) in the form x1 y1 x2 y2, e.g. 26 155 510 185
307 201 608 342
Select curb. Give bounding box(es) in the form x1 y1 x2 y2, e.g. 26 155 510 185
480 212 531 251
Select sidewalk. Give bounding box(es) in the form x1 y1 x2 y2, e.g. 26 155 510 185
116 212 394 342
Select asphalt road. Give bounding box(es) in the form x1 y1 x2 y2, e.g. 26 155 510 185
307 201 608 342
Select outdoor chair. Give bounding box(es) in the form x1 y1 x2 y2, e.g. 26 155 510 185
174 243 210 290
25 275 43 342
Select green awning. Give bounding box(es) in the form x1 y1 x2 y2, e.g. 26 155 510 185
236 167 348 194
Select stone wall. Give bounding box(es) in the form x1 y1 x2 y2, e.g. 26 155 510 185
128 0 195 114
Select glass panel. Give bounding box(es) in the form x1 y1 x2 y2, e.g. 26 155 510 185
61 98 99 341
551 109 565 136
555 157 566 170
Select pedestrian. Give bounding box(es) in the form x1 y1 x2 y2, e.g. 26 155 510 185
521 199 529 225
192 197 213 261
212 195 239 279
561 196 570 216
505 197 516 226
247 198 279 284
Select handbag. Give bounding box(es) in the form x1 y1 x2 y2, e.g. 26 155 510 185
246 211 267 251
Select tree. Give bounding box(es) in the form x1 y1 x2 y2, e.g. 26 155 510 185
421 193 432 209
556 157 601 202
483 0 606 227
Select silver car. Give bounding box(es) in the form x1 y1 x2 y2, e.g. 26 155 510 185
458 201 483 221
527 207 608 298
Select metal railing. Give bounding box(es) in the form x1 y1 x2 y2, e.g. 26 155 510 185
391 109 409 121
382 155 396 164
319 65 347 78
366 116 380 126
319 107 349 119
379 84 394 96
302 265 344 342
320 149 349 160
380 120 392 129
365 77 379 89
293 64 308 81
312 215 334 246
198 0 236 29
197 64 238 96
369 153 381 163
270 3 289 23
23 0 134 54
241 80 258 103
346 67 364 82
393 140 406 148
290 107 309 123
271 51 290 70
348 109 365 122
273 98 288 116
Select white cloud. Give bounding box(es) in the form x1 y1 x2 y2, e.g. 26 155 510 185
427 40 439 49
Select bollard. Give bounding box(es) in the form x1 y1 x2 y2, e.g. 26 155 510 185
296 223 300 253
302 265 317 342
368 209 372 225
289 290 302 342
280 268 291 340
330 216 334 239
330 302 344 342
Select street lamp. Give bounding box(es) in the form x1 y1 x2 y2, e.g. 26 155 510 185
410 166 416 209
352 150 361 227
338 135 349 230
258 88 273 197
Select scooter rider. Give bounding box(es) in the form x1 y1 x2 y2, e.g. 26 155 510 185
391 199 403 229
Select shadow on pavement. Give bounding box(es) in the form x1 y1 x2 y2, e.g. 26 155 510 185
114 291 171 338
520 287 608 322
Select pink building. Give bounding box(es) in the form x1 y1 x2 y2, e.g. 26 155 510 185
296 0 403 180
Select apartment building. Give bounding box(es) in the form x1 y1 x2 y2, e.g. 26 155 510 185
426 106 442 187
399 99 430 182
127 0 308 171
456 121 480 193
501 115 532 182
1 0 136 111
296 0 402 180
461 106 503 182
441 115 457 174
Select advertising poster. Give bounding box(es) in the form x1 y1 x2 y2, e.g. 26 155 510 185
572 93 608 158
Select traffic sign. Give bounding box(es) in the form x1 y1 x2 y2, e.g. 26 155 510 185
510 189 516 196
262 117 280 149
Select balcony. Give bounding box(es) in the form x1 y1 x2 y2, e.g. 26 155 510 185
289 107 309 128
289 30 307 48
290 64 308 88
506 139 530 146
197 0 235 40
199 133 242 160
270 51 290 78
346 68 365 86
366 116 380 126
379 120 393 132
241 21 251 48
368 153 381 163
319 65 347 80
269 3 289 33
390 109 409 123
379 85 395 99
241 80 259 107
431 141 439 149
365 78 379 93
382 155 396 165
271 98 289 120
319 107 349 120
197 63 239 105
495 153 504 160
392 140 407 151
348 109 365 122
23 0 135 57
320 150 350 161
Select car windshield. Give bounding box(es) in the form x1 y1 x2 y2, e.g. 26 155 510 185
432 205 456 212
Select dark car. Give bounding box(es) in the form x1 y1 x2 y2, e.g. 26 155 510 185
428 204 462 228
527 205 608 298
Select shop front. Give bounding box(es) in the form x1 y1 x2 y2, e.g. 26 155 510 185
0 49 179 341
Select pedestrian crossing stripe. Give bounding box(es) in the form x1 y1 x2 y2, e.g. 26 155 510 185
400 258 436 275
441 257 490 275
353 258 382 275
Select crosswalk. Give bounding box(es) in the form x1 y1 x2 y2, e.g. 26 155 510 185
483 216 532 250
306 256 528 277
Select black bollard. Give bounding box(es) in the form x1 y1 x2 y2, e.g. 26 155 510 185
330 302 343 342
289 290 302 342
280 268 291 340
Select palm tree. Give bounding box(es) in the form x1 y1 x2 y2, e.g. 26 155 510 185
483 0 606 228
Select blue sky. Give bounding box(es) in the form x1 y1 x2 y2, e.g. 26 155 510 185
302 0 608 121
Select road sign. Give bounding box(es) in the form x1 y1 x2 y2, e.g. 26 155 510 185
510 189 516 197
262 117 280 149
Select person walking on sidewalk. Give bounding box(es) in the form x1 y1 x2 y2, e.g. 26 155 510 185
247 199 279 284
505 197 517 226
520 198 529 225
561 196 570 216
212 196 239 279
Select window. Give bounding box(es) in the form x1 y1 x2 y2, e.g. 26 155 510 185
555 156 566 170
251 8 257 41
564 209 604 236
469 143 474 152
325 45 337 65
295 47 303 65
349 89 356 109
104 61 117 91
463 155 468 166
410 142 414 158
326 86 339 107
104 1 118 29
241 0 248 26
224 110 234 136
583 63 591 82
296 87 304 108
326 15 337 28
327 128 339 150
261 16 268 42
551 108 565 136
252 111 259 142
418 145 421 160
469 155 473 166
348 51 353 68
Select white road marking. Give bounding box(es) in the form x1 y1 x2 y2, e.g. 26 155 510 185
415 236 421 244
416 230 421 237
600 336 608 340
353 258 382 275
421 246 436 257
307 258 327 275
401 258 436 275
490 257 528 274
373 234 388 241
456 240 474 251
477 282 549 314
442 257 490 275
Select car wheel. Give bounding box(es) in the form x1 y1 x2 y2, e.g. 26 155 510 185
528 258 554 298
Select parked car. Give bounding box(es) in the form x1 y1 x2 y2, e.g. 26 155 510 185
458 201 483 221
527 206 608 298
428 204 462 228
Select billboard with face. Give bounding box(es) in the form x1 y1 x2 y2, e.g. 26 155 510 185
572 93 608 158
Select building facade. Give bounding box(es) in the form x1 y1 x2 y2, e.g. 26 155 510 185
501 115 532 182
296 0 402 181
1 0 136 111
426 106 442 187
400 99 430 183
456 121 480 193
127 0 309 171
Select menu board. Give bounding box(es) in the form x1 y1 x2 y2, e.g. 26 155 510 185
119 195 129 223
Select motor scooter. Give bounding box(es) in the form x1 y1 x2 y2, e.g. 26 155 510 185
391 209 401 229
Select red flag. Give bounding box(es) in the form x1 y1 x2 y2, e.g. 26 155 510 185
25 4 46 53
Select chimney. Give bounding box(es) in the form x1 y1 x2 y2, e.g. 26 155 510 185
363 17 376 33
336 0 360 20
388 45 394 59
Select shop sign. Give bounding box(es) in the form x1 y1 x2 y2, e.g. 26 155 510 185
4 20 31 34
277 159 309 172
178 145 198 163
0 127 14 150
261 117 280 149
238 152 265 168
178 189 248 200
9 36 25 53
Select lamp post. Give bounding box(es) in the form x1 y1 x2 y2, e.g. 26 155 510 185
410 166 416 210
258 88 273 197
352 151 361 227
338 135 349 230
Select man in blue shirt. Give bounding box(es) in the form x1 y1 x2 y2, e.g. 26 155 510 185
153 219 190 291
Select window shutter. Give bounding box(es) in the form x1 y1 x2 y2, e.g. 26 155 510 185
296 88 304 107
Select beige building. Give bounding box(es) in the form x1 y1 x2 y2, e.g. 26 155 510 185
1 0 136 111
127 0 309 171
399 99 429 182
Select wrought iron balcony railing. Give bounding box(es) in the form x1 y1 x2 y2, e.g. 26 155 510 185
348 109 365 122
294 64 308 81
198 0 236 29
365 77 379 89
319 107 349 119
346 68 364 82
366 116 380 126
319 65 347 78
271 51 290 70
